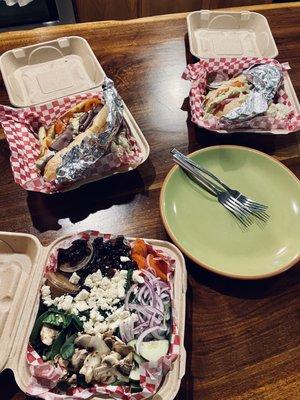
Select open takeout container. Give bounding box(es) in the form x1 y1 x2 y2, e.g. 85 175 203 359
0 36 150 190
0 231 187 399
186 10 300 134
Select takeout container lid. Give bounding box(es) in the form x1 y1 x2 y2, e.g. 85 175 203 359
0 36 105 108
0 231 187 399
187 10 278 59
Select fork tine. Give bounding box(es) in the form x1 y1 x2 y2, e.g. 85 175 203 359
225 199 253 226
240 196 268 210
223 199 253 227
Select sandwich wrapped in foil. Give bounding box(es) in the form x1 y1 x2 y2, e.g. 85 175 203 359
221 64 283 127
56 78 123 184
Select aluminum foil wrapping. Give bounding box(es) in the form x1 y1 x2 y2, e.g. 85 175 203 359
221 64 283 126
56 78 123 184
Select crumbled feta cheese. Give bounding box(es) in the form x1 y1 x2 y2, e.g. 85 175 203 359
69 272 80 285
120 256 130 262
93 321 108 334
132 270 145 284
83 320 94 334
75 301 89 312
75 289 89 301
41 285 51 297
58 295 73 311
43 298 53 307
79 315 87 322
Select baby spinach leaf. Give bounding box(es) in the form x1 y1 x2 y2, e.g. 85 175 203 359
70 314 83 331
60 333 77 360
125 269 134 292
30 310 52 344
43 313 65 328
48 330 67 360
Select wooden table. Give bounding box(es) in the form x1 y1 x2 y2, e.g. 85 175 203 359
0 2 299 399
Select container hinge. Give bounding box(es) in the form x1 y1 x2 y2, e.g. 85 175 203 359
241 11 250 21
12 48 26 59
200 10 210 21
58 37 70 48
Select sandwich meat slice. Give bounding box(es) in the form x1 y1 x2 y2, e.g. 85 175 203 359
36 98 110 182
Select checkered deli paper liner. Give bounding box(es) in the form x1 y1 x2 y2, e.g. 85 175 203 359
0 91 142 193
27 231 180 400
182 57 300 133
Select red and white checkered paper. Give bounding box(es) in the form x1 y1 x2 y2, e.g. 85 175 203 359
182 57 300 133
26 231 180 400
0 91 143 193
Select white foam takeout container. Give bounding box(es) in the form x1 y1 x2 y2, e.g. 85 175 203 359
0 232 187 400
186 10 300 134
0 36 150 188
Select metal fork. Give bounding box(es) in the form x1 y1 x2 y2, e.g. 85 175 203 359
171 148 269 215
172 153 255 227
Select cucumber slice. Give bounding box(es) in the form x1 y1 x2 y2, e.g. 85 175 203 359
129 366 141 382
128 339 137 349
139 340 169 362
133 353 145 366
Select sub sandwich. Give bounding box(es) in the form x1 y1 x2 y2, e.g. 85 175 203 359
203 75 251 118
36 98 109 182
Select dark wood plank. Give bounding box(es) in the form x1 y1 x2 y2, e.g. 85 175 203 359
75 0 138 22
0 3 299 400
140 0 271 17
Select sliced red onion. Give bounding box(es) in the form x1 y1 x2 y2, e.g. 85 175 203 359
119 320 128 343
124 283 138 310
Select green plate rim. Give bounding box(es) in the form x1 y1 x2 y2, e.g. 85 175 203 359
160 145 300 280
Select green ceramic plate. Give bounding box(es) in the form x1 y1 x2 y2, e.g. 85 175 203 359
160 146 300 279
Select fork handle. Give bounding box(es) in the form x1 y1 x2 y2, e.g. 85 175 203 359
171 149 230 191
172 154 220 196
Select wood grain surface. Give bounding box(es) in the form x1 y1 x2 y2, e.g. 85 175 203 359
0 3 299 400
74 0 273 22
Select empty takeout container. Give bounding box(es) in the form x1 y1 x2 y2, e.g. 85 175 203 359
186 10 300 134
0 231 187 399
0 36 150 190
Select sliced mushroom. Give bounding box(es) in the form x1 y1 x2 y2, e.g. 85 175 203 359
59 241 93 273
79 351 102 384
102 351 121 368
103 330 114 339
75 334 92 349
67 374 77 385
54 354 69 369
89 334 110 355
46 271 79 297
118 352 133 375
93 365 116 384
71 349 88 371
40 325 59 346
103 336 114 350
113 342 133 357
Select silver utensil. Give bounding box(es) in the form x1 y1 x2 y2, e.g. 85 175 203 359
171 149 269 215
172 152 255 227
